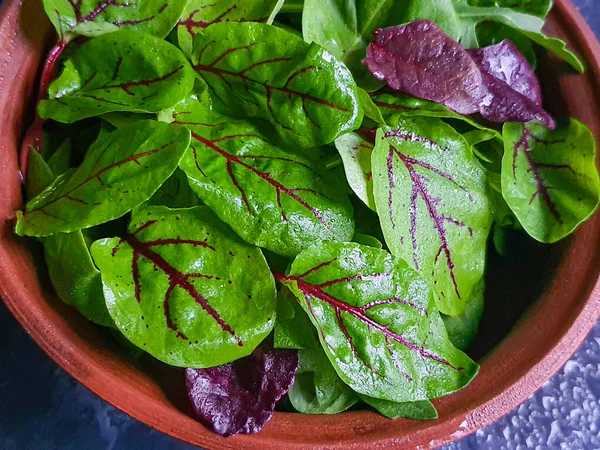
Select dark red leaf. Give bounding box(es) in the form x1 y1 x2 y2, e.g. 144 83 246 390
185 348 299 436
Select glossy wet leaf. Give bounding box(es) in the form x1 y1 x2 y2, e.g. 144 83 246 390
16 121 191 237
335 132 376 211
279 242 479 403
191 22 362 148
353 232 382 249
502 120 600 243
177 0 285 57
92 206 277 367
39 30 195 123
43 0 188 39
147 168 202 209
442 278 485 351
372 117 492 316
274 287 320 350
360 395 438 420
174 97 355 257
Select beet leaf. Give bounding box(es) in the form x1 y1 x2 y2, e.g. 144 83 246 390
335 132 376 211
359 395 438 420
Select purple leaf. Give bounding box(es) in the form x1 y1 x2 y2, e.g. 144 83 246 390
185 348 299 436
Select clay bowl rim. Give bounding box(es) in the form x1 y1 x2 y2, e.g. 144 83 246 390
0 0 600 448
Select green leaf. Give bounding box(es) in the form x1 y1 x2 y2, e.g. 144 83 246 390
442 278 485 351
359 395 438 420
191 22 362 148
47 138 72 177
177 0 286 57
518 29 585 73
335 131 376 211
174 97 355 258
42 0 188 39
280 242 479 403
501 120 600 243
16 121 191 237
26 150 56 200
147 168 202 209
289 347 359 414
358 89 385 126
353 232 382 249
372 117 493 317
274 286 320 350
39 30 195 123
467 0 552 18
91 206 277 368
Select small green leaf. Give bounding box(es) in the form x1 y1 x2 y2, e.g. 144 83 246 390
358 89 385 126
191 22 362 148
16 121 191 237
147 169 202 209
47 138 72 177
39 30 195 123
467 0 552 18
502 120 600 243
335 132 376 211
353 232 382 249
442 278 485 351
274 287 320 350
359 395 438 420
91 206 277 368
518 29 585 73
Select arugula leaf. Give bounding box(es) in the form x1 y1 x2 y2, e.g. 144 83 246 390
359 395 438 420
372 117 492 317
39 30 195 123
173 97 355 258
442 278 485 351
274 287 320 350
16 121 191 237
177 0 285 57
279 242 479 403
289 347 359 414
191 22 362 148
42 0 188 39
91 206 277 368
502 120 600 243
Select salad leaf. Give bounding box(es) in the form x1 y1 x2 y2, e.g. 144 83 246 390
289 347 359 414
147 168 202 208
174 97 355 258
279 242 479 403
186 347 299 436
468 0 552 18
91 206 277 367
39 30 195 123
274 287 320 350
360 395 438 420
15 121 191 237
191 22 362 148
43 0 188 39
335 132 376 211
502 120 600 243
47 138 72 176
442 278 485 351
372 117 492 316
353 232 383 249
177 0 285 57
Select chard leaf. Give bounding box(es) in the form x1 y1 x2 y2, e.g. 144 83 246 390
289 347 359 414
335 131 376 211
279 242 479 403
502 120 600 243
16 121 191 237
91 206 277 367
191 22 362 148
39 30 195 123
442 278 485 351
43 0 188 39
372 117 492 317
174 97 355 258
359 395 438 420
177 0 285 57
274 287 320 350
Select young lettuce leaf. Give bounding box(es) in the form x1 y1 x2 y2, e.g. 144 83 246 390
278 242 479 403
39 30 195 123
501 120 600 243
359 395 438 420
172 97 355 258
191 22 362 148
91 206 277 368
372 117 493 317
16 121 191 237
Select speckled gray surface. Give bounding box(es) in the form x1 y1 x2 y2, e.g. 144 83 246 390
1 1 599 449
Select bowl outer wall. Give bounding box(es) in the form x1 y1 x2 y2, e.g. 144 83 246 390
0 0 599 449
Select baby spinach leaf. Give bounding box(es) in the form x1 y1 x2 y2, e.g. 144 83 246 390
173 97 355 258
274 287 320 350
372 117 492 317
278 241 479 403
147 168 202 209
359 395 438 420
191 22 362 148
442 278 485 351
289 347 359 414
502 120 600 243
15 121 191 237
92 206 277 368
335 132 376 211
39 30 195 123
42 0 188 39
177 0 285 57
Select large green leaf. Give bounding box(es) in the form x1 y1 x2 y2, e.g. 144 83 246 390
177 0 285 57
359 395 438 420
39 30 195 123
173 97 355 257
501 120 600 243
91 206 277 368
191 22 362 148
16 121 191 237
42 0 188 39
372 117 492 317
279 242 479 403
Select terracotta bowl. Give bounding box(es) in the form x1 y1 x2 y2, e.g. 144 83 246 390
1 0 599 448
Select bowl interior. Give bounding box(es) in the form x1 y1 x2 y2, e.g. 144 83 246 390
0 0 599 449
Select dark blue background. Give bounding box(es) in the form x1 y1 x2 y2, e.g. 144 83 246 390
1 1 599 449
